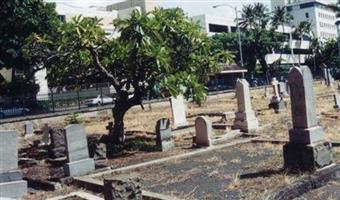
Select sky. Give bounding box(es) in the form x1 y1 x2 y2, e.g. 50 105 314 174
47 0 272 18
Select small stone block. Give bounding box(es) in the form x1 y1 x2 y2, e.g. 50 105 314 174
0 180 27 199
64 158 95 177
283 141 333 171
103 177 142 200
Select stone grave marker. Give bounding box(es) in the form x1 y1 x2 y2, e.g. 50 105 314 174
269 78 285 113
284 65 333 171
64 124 95 177
278 81 289 97
0 130 27 198
103 177 142 200
155 118 174 151
333 94 340 109
41 123 52 145
169 95 188 128
233 79 259 132
24 121 34 137
195 116 212 147
49 128 66 158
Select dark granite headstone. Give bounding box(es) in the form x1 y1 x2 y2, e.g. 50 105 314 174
49 128 66 158
155 118 174 151
103 177 142 200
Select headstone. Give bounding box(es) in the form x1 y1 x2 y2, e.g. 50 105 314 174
64 124 95 177
103 177 142 200
0 130 27 198
285 80 290 95
155 118 174 151
41 123 52 145
269 78 285 113
195 116 212 147
323 68 334 87
278 82 289 97
233 79 259 132
169 95 188 128
264 86 269 98
24 121 34 137
284 65 333 171
48 128 66 158
333 94 340 109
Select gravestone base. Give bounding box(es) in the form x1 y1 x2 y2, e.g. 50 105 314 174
65 158 95 177
269 97 285 113
157 141 175 152
233 112 259 132
289 126 325 144
0 180 27 199
103 177 142 200
283 141 333 171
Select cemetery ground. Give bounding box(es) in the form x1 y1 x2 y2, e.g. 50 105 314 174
4 81 340 199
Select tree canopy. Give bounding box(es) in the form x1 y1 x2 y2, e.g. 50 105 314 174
0 0 60 96
31 8 232 144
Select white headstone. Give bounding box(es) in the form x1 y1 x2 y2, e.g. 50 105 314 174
170 95 188 128
195 116 212 147
64 124 95 176
271 78 280 98
24 121 34 137
0 130 27 198
233 79 259 132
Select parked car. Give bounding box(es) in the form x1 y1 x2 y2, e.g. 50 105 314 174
85 95 114 107
0 107 30 119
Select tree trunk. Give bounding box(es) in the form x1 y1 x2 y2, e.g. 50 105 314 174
111 107 126 144
258 56 270 85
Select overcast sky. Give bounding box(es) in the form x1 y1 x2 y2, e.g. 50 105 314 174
47 0 272 18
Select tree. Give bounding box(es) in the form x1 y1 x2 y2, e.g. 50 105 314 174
0 0 60 97
271 6 292 63
32 8 232 145
294 21 312 64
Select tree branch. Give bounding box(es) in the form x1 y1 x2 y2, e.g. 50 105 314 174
88 47 119 89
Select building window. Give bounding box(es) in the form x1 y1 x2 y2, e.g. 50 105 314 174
305 13 309 18
208 24 228 33
58 15 66 22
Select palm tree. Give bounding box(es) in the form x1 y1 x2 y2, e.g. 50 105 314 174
271 6 292 64
294 21 312 64
239 4 255 29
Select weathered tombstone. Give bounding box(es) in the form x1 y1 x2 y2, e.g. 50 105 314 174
24 121 34 137
233 79 259 132
285 80 290 95
41 123 52 145
323 68 334 87
333 94 340 109
284 65 333 171
195 116 212 147
264 86 269 98
169 95 188 128
103 177 142 200
48 128 66 158
278 81 289 97
155 118 174 151
269 78 285 113
0 130 27 198
64 124 95 177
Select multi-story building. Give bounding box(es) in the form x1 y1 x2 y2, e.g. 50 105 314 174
192 14 310 65
272 0 338 41
33 0 157 97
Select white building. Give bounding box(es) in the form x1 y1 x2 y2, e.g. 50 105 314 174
192 14 310 65
272 0 338 41
35 0 157 98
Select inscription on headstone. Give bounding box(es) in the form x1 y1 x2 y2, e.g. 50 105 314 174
64 124 95 177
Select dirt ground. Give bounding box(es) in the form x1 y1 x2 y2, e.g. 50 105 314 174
20 82 340 199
